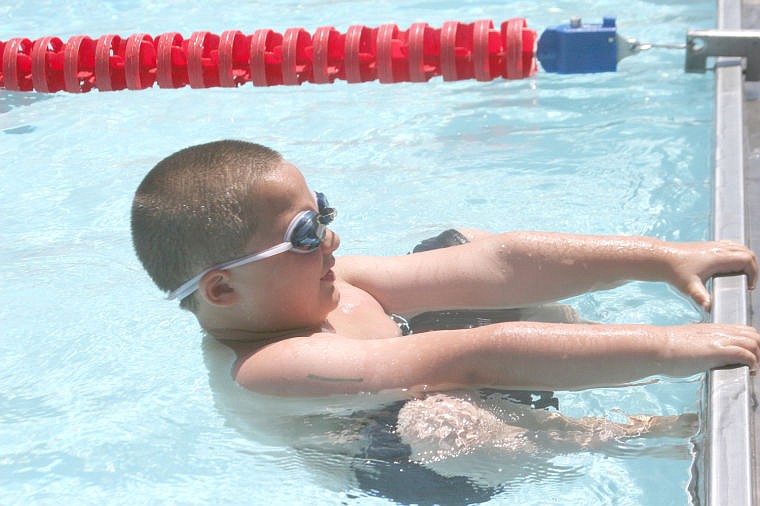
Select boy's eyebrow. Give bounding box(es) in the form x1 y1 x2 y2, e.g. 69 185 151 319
307 374 364 383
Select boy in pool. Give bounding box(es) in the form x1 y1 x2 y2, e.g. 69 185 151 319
131 139 760 400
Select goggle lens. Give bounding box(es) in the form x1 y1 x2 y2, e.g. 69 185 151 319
288 192 336 252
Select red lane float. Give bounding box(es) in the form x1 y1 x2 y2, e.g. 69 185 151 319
0 18 536 93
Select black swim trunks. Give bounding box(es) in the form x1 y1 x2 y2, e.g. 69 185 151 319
410 228 470 253
352 400 499 505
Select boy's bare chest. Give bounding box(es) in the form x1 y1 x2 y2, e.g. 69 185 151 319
326 282 403 339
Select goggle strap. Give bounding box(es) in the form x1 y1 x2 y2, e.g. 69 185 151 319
166 241 294 301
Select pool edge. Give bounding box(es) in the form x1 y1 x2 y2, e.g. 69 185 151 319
706 0 758 505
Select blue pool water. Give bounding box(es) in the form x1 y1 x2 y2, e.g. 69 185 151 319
2 1 717 504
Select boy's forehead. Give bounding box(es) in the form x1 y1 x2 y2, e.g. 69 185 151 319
276 159 307 184
255 160 311 209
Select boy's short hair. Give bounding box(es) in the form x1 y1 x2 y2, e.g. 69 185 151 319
131 140 282 311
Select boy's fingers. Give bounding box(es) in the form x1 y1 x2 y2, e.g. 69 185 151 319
734 344 759 370
721 327 760 369
731 244 757 289
687 278 711 311
745 253 758 289
701 243 757 290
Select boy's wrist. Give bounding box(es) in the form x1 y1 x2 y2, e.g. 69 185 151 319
648 237 677 282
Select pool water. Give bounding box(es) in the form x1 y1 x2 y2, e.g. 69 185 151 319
1 1 717 504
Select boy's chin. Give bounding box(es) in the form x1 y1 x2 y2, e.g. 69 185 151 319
323 283 341 310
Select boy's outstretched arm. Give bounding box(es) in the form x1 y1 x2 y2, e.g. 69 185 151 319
234 322 760 396
337 233 758 315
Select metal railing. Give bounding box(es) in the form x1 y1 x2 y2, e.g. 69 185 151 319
703 0 757 504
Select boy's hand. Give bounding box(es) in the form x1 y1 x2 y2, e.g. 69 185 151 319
663 324 760 374
665 241 758 311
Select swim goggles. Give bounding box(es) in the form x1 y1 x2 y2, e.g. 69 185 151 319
167 192 336 301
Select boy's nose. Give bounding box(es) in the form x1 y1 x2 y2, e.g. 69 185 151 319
322 229 340 253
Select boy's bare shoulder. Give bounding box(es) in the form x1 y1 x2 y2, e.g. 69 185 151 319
229 332 392 396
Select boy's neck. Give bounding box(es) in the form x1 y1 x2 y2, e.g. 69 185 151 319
202 323 323 343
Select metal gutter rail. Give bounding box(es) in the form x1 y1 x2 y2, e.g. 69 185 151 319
704 0 757 504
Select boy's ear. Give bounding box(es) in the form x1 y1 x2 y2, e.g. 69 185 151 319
197 270 238 306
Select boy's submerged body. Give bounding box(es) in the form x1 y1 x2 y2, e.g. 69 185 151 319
132 140 760 454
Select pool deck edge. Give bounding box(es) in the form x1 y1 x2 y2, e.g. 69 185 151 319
707 0 759 505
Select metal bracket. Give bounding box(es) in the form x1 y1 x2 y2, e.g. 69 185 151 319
686 29 760 81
